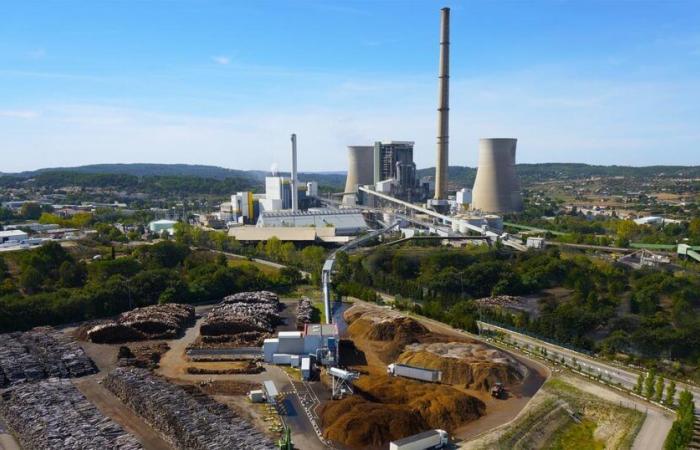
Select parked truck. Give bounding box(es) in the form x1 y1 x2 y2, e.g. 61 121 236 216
389 429 449 450
387 363 442 383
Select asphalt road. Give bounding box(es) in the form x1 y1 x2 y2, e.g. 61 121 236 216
479 321 700 409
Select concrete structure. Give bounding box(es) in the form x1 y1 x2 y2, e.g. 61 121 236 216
471 138 523 213
227 191 256 224
291 134 299 212
228 226 351 243
261 176 292 211
148 219 177 236
257 208 368 235
0 230 28 243
343 146 375 205
526 236 546 249
263 323 339 366
455 188 472 208
306 181 318 197
434 7 450 202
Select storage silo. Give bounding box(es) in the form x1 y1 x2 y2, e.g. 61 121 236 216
343 146 374 205
471 138 523 213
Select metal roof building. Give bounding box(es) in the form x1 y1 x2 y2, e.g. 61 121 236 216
256 208 368 236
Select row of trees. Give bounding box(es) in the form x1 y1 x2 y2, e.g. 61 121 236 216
0 240 304 332
633 369 677 406
664 390 696 450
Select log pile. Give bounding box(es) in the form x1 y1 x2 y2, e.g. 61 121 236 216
296 296 313 329
86 303 195 343
0 327 96 387
200 291 282 336
0 378 142 450
103 367 276 450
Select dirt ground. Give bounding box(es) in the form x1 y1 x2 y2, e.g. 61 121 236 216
345 300 551 444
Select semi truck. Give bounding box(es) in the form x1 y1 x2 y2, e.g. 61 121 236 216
387 363 442 383
389 429 449 450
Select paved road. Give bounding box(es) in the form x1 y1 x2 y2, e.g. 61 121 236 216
478 322 675 450
479 321 700 408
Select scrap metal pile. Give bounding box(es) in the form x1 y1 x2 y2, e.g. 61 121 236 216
200 291 282 336
86 303 195 343
0 327 96 387
0 378 142 450
295 296 313 329
103 367 276 450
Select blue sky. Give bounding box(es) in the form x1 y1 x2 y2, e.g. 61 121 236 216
1 0 699 172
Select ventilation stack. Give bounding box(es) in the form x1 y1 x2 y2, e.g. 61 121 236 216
343 145 375 205
471 138 523 214
434 7 450 201
291 133 298 211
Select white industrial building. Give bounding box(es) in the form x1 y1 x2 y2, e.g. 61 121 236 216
148 219 178 235
263 323 339 368
257 208 368 235
0 230 28 243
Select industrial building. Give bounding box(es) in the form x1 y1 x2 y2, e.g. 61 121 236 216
471 138 523 214
263 323 339 367
148 219 178 236
257 208 368 235
0 230 28 244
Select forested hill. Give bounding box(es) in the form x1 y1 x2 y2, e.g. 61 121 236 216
418 163 700 187
1 163 347 190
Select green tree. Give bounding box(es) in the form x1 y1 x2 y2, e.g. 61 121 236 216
665 381 677 407
654 376 665 403
644 369 656 399
20 202 42 220
19 266 44 294
634 372 645 395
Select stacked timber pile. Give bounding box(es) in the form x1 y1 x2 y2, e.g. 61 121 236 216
397 342 526 390
0 378 142 449
86 303 195 343
103 367 276 450
296 296 313 329
200 291 282 336
0 327 96 387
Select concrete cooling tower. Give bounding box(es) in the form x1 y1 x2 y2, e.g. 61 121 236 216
471 138 523 213
343 145 375 205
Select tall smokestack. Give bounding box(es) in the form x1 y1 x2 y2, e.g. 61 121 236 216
291 133 299 211
434 7 450 201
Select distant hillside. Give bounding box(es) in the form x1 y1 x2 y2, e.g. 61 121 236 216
418 163 700 188
2 163 347 190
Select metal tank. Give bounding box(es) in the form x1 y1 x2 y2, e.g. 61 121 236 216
343 145 375 205
471 138 523 213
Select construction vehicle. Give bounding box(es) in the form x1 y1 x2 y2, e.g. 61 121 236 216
490 382 506 399
389 429 449 450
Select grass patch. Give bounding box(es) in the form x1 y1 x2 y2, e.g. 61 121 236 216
280 365 301 381
227 258 280 276
547 419 604 450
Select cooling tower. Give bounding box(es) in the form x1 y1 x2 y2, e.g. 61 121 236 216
344 145 375 205
471 138 523 213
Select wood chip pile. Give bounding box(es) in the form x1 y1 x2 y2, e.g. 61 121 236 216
295 296 313 329
473 295 525 309
103 367 276 450
86 303 195 343
200 291 282 336
0 378 142 450
0 327 96 387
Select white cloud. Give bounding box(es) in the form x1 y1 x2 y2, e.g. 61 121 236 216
212 56 231 65
0 110 39 119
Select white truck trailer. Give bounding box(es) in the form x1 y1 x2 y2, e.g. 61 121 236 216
387 363 442 383
389 429 449 450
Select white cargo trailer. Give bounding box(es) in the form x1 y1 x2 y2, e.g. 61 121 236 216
389 429 449 450
387 363 442 383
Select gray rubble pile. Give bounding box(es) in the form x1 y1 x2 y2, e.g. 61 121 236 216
103 367 276 450
200 291 282 336
0 378 142 450
295 296 313 328
0 327 96 387
86 303 195 343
